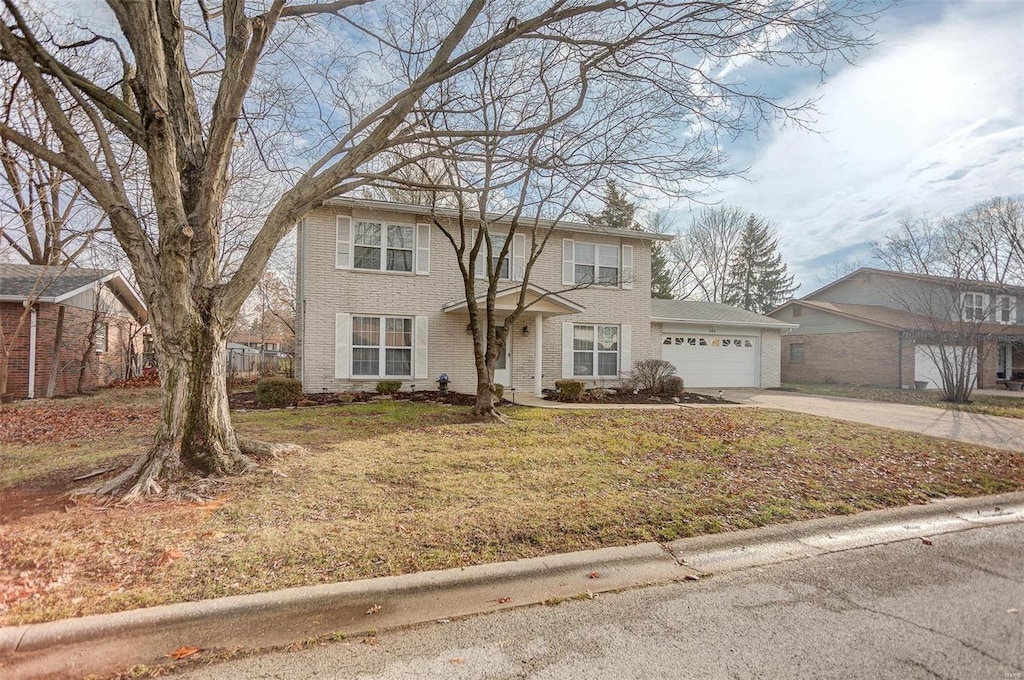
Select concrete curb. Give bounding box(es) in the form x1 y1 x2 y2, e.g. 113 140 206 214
2 492 1022 680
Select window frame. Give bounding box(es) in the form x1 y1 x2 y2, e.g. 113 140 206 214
572 324 620 377
94 323 108 353
789 342 805 363
995 294 1015 324
962 292 987 322
351 314 414 378
573 242 620 286
352 220 416 273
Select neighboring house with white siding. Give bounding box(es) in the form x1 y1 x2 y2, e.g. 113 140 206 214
295 198 789 395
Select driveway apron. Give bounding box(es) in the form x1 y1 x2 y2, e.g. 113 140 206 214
710 390 1024 453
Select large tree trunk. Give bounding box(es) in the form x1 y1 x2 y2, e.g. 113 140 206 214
45 305 65 398
83 312 260 501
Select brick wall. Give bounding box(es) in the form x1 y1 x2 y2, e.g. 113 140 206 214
297 206 655 395
1 301 139 399
781 330 912 387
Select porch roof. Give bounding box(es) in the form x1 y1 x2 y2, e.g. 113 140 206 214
441 283 584 316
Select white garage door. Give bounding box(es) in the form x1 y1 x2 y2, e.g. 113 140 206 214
914 344 976 391
661 334 759 388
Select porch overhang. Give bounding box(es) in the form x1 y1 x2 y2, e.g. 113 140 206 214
441 283 584 317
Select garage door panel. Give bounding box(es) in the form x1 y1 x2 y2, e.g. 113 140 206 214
662 334 759 388
915 344 976 391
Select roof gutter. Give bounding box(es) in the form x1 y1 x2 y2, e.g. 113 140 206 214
651 316 799 330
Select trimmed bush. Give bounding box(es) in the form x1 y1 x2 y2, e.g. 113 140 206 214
255 377 302 408
661 375 685 397
554 379 585 402
630 359 677 393
376 380 402 395
493 383 504 401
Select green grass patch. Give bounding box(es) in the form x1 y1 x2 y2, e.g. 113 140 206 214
2 400 1022 625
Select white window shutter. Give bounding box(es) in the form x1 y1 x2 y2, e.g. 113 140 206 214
619 325 632 375
415 223 431 275
512 233 526 281
472 229 485 279
335 216 352 269
414 316 429 379
621 244 633 290
562 238 574 286
335 313 350 378
562 322 575 378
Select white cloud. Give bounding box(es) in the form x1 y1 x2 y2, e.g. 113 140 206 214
671 0 1024 287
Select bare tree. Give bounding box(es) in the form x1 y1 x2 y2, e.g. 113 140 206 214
873 202 1024 402
672 205 747 302
0 1 880 499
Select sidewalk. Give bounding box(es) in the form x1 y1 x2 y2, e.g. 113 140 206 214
3 492 1022 680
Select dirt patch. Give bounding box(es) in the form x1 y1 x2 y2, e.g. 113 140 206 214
228 389 487 410
0 489 68 522
546 389 734 405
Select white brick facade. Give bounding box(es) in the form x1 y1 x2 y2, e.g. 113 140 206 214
296 201 659 395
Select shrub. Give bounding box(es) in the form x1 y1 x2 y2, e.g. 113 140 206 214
376 380 402 395
554 379 585 402
493 383 504 401
255 377 302 408
661 375 685 397
630 359 677 393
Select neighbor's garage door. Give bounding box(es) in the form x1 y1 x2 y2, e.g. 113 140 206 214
661 334 759 388
914 344 976 391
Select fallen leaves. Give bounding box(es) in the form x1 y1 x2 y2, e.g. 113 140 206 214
588 571 600 579
0 402 159 445
921 537 933 546
365 604 382 615
168 646 201 660
496 597 511 604
153 549 183 566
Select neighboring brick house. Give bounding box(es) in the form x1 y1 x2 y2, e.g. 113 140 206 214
0 264 148 399
769 267 1024 389
296 198 788 395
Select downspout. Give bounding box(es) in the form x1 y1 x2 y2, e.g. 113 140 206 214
27 304 37 399
299 218 307 387
898 331 903 389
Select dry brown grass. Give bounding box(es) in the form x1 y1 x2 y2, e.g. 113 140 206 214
2 398 1022 626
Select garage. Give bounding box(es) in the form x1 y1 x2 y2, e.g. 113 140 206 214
914 344 976 390
661 333 760 387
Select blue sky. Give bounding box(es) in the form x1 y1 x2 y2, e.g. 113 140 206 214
662 0 1024 291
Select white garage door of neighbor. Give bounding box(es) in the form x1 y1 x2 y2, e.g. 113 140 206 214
914 344 976 391
661 334 759 388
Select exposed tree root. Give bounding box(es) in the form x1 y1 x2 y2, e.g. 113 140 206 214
471 404 510 423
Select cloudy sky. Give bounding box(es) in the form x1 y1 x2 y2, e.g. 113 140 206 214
664 0 1024 291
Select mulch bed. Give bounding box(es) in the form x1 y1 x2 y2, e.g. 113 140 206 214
228 389 481 410
546 390 735 405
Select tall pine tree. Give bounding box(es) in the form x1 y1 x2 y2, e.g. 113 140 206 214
723 216 798 313
588 180 674 298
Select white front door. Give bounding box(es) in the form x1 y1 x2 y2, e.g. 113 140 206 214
494 338 511 388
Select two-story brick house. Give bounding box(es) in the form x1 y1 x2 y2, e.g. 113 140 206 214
296 198 789 395
770 267 1024 389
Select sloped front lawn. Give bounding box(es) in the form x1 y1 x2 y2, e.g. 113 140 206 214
2 396 1023 626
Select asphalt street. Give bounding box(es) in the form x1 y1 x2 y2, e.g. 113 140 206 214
176 521 1024 680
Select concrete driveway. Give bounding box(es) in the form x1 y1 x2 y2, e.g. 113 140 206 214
710 389 1024 453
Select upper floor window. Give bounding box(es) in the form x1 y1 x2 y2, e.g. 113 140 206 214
996 295 1015 324
962 293 986 321
573 243 619 286
477 232 509 279
353 221 414 273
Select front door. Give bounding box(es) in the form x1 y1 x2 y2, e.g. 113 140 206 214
494 338 512 388
999 342 1013 379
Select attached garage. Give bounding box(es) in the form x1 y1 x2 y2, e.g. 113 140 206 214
651 300 797 389
661 333 760 388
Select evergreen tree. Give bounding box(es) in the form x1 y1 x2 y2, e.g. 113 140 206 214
588 180 675 298
723 216 798 313
651 243 675 299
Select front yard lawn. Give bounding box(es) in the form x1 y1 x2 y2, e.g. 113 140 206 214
2 391 1022 626
782 383 1024 419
